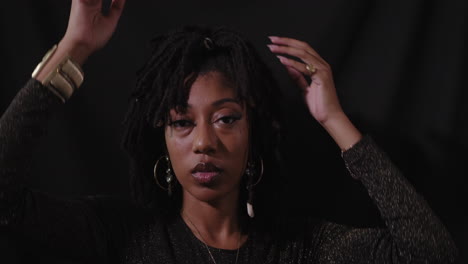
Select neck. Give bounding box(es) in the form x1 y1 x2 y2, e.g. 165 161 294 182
180 189 245 249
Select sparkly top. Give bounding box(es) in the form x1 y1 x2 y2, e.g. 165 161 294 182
0 79 458 263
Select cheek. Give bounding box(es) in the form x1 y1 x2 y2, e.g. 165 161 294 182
164 129 190 174
230 120 249 151
165 127 192 149
220 122 250 167
232 127 249 155
230 126 250 184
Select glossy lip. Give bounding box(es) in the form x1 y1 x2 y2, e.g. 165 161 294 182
191 162 222 185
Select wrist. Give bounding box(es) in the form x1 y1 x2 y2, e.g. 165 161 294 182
58 38 92 66
319 110 345 128
321 112 362 151
32 43 84 102
35 40 87 83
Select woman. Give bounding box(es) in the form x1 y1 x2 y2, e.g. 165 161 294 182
0 0 458 263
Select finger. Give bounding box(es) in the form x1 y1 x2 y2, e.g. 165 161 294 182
79 0 101 7
268 36 321 59
284 65 309 91
276 55 314 78
74 0 101 12
267 44 327 67
108 0 126 19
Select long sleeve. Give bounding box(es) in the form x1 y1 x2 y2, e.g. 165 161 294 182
314 135 458 263
0 80 144 263
0 79 62 226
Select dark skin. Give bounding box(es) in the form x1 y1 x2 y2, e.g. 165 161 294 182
38 0 362 250
165 72 249 249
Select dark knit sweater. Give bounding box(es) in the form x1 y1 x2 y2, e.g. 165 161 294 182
0 79 458 263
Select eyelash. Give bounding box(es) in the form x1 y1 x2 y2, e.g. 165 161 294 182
218 115 241 124
169 115 241 128
168 119 194 128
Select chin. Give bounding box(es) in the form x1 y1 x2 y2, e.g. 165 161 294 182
183 184 240 205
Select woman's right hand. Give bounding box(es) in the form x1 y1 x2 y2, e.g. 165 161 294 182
35 0 126 85
62 0 126 62
61 0 126 64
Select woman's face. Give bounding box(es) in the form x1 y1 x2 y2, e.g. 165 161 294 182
165 71 249 204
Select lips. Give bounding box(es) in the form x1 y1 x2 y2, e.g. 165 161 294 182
191 162 222 184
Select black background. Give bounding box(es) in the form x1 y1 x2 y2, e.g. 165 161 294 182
1 0 467 263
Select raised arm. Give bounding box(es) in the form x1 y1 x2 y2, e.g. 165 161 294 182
267 36 458 263
36 0 126 80
0 0 127 261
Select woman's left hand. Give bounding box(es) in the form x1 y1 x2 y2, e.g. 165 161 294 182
268 36 362 151
267 36 343 126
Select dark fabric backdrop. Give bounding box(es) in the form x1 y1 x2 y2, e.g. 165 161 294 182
1 0 466 263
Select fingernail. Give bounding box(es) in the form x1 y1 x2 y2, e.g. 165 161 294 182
268 36 278 41
267 44 274 50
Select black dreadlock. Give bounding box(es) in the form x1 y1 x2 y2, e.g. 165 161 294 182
121 25 283 226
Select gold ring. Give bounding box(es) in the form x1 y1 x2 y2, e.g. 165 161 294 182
305 64 316 75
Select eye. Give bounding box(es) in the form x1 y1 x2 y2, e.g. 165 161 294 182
169 119 194 128
216 115 241 125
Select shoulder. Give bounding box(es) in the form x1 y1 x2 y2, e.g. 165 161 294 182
253 214 327 246
249 216 337 262
76 194 166 227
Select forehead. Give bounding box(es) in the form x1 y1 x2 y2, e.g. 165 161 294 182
186 71 238 107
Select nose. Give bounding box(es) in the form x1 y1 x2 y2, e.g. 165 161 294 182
192 121 217 154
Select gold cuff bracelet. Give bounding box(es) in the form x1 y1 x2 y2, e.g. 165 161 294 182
32 45 84 102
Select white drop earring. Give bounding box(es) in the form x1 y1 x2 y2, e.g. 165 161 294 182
245 157 263 218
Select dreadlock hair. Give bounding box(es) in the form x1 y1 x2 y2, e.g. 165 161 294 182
121 25 283 227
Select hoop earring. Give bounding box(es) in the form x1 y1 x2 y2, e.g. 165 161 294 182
153 155 174 196
245 156 263 218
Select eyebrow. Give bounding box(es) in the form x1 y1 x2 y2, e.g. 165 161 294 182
184 98 241 109
211 98 240 107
